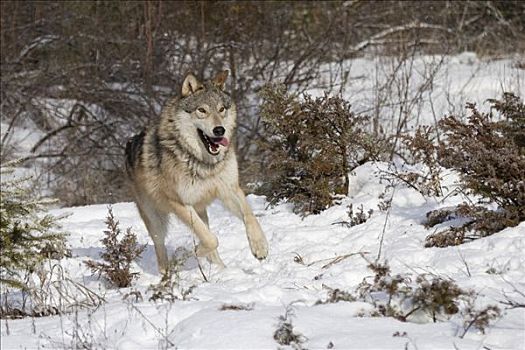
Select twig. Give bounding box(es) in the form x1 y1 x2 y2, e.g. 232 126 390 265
459 314 480 339
196 258 209 283
499 276 525 309
321 252 368 269
123 297 176 348
376 186 396 261
351 21 453 53
456 249 471 278
192 237 209 283
0 106 23 153
294 251 368 268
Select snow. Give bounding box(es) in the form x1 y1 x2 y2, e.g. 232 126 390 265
311 53 524 131
2 52 525 349
2 162 524 350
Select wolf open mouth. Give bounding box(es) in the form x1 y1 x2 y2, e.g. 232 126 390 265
197 129 229 155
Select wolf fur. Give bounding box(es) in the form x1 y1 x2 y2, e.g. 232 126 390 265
125 71 268 271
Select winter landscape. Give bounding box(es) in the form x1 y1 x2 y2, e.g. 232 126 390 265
1 2 524 350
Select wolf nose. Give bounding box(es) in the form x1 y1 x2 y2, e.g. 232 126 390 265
213 126 225 136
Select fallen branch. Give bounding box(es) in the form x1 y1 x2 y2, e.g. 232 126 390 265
350 21 454 53
293 251 369 269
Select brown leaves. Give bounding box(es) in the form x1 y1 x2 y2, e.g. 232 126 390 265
257 84 378 215
425 93 525 247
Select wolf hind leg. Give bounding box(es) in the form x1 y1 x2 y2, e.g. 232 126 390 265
135 192 170 273
195 205 225 268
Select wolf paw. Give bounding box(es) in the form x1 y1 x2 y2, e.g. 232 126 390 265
195 237 219 258
196 244 211 257
205 249 226 268
249 236 268 260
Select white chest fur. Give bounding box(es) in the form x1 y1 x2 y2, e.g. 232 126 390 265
170 156 239 206
174 173 220 205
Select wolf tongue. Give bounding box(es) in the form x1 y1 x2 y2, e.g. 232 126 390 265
212 137 229 147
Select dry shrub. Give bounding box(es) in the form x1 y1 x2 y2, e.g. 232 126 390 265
439 93 524 212
85 207 145 288
257 84 385 215
356 262 408 320
315 288 356 305
148 260 181 303
399 126 443 196
219 303 254 311
410 275 464 322
397 93 524 247
334 204 374 228
424 204 519 248
148 256 195 303
312 261 502 337
321 261 500 333
425 93 525 247
424 206 461 228
460 304 501 338
273 305 306 348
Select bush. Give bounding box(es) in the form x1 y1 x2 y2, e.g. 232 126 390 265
439 93 524 213
333 204 374 228
410 275 464 322
0 161 68 291
396 125 444 197
273 305 306 348
85 207 145 288
320 261 500 334
148 256 196 303
425 93 525 247
460 304 501 338
257 84 383 215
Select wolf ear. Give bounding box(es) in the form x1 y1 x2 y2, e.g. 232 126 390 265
212 70 229 90
182 73 203 97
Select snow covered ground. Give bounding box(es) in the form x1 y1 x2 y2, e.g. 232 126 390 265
2 162 524 350
1 53 524 349
306 53 524 129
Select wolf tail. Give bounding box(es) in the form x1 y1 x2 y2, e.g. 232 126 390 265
125 130 145 176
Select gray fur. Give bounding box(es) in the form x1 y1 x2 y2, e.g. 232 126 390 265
125 71 268 273
179 85 232 113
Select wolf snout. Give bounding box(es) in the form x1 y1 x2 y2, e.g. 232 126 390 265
213 126 225 136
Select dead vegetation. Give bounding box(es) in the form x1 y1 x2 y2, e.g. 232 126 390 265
318 261 501 336
424 93 525 247
274 305 306 348
257 84 383 215
84 206 145 288
219 303 255 311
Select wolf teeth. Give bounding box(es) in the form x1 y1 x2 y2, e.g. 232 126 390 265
198 128 220 155
208 143 219 154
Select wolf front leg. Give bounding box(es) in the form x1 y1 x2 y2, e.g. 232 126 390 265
169 201 221 261
219 186 268 260
194 204 225 267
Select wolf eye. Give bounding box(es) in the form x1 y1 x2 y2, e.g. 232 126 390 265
219 106 225 113
197 107 207 113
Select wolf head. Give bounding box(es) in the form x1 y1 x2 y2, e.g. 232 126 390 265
161 70 237 165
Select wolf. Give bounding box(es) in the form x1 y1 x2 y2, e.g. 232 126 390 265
125 70 268 272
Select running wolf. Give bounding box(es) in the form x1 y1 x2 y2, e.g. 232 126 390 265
125 71 268 271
